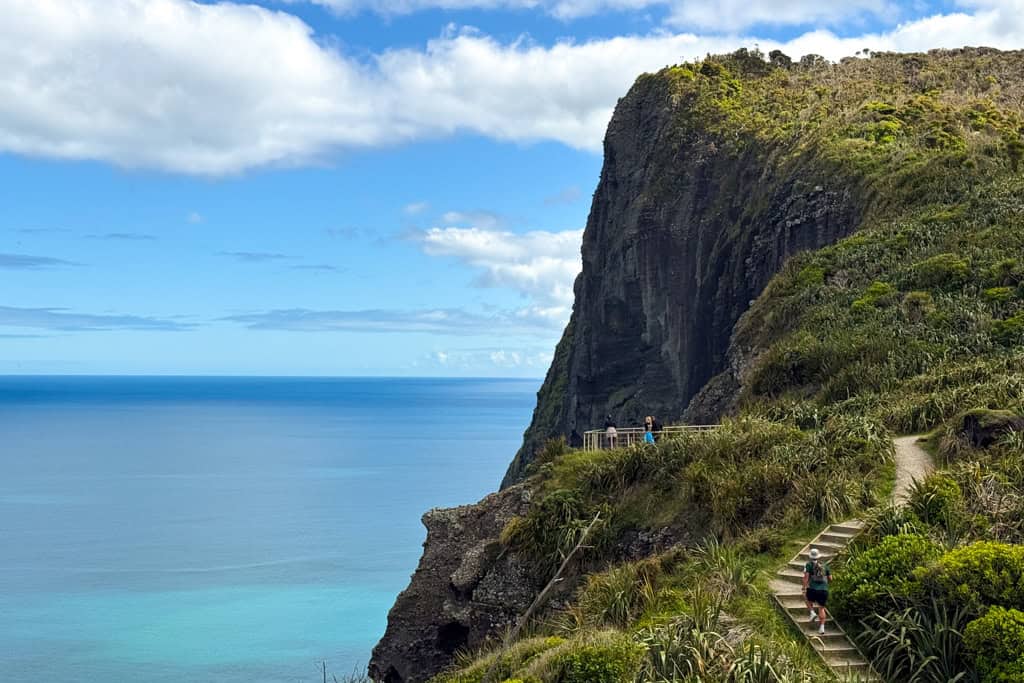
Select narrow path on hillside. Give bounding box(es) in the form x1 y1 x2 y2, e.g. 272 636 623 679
769 437 935 681
892 435 935 506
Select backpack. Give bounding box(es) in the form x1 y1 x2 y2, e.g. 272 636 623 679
809 560 827 582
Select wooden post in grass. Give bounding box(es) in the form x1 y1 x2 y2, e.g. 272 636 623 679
481 512 603 683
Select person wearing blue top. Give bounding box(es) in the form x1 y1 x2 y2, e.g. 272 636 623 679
644 426 655 444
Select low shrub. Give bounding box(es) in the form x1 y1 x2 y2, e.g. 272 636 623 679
858 598 973 683
991 312 1024 345
908 473 965 526
911 253 970 289
925 541 1024 615
830 533 942 622
902 290 936 322
429 636 566 683
852 280 898 310
964 607 1024 682
544 631 642 683
570 560 658 629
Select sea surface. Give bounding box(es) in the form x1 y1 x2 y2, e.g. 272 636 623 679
0 376 539 682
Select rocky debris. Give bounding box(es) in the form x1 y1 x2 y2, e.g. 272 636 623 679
369 485 537 683
503 73 863 487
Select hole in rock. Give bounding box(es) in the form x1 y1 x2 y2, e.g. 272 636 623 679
383 666 404 683
436 621 470 654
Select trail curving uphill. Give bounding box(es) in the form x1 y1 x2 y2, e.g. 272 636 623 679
892 435 936 506
770 436 935 681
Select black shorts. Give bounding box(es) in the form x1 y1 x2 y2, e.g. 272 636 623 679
806 588 828 606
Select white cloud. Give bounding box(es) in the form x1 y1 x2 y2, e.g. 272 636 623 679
439 210 503 229
3 0 1024 174
221 306 561 333
187 212 204 224
417 225 583 308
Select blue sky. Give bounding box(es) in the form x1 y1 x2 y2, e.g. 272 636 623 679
2 0 1023 376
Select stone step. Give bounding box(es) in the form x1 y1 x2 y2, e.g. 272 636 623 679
771 519 878 682
814 641 859 654
783 604 834 621
775 568 805 584
804 539 847 551
799 622 847 638
818 531 857 545
825 653 869 667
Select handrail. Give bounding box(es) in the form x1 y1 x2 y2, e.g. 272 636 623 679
581 424 717 451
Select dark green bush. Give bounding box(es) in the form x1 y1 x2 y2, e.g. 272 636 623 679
902 290 936 322
992 312 1024 345
852 280 898 310
912 252 970 289
831 533 943 621
926 541 1024 615
551 633 642 683
964 607 1024 682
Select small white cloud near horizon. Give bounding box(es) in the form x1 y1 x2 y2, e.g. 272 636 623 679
3 0 1024 174
416 224 583 328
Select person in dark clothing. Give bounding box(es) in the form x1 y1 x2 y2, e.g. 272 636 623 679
568 429 583 449
803 547 832 634
651 416 663 442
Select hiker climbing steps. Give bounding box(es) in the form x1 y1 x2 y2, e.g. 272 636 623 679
771 519 881 682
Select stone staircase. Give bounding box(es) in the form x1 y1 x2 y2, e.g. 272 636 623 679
770 519 881 682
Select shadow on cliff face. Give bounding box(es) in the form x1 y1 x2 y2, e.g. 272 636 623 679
503 69 864 487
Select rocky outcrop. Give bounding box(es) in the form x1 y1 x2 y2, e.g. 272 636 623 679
502 71 864 487
960 409 1024 449
369 485 538 683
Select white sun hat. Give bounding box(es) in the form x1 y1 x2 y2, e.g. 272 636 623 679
809 548 821 560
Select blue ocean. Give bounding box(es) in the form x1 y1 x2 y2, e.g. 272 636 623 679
0 376 538 682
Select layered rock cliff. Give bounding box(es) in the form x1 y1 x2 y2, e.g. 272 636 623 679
502 56 868 486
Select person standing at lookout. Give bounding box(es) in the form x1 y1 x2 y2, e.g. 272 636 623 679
803 548 831 634
604 415 617 449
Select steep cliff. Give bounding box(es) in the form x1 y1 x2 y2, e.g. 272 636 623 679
503 53 869 486
372 47 1024 682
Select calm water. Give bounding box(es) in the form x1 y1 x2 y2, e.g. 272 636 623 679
0 376 538 682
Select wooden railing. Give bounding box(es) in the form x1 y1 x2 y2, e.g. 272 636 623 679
582 425 717 451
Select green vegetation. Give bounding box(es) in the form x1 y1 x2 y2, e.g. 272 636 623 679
431 47 1024 683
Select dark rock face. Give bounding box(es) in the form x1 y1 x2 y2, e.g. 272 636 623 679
960 409 1024 449
503 75 864 487
368 485 537 683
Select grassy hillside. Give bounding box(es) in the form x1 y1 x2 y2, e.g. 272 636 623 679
428 48 1024 683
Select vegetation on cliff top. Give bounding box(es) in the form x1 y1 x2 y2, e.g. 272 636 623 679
429 47 1024 683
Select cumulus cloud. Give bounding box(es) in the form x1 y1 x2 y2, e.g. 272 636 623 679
0 305 194 331
3 0 1024 173
416 225 583 311
421 346 553 369
0 253 80 269
222 306 559 333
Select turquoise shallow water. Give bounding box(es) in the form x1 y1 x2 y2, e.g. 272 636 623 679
0 376 538 682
